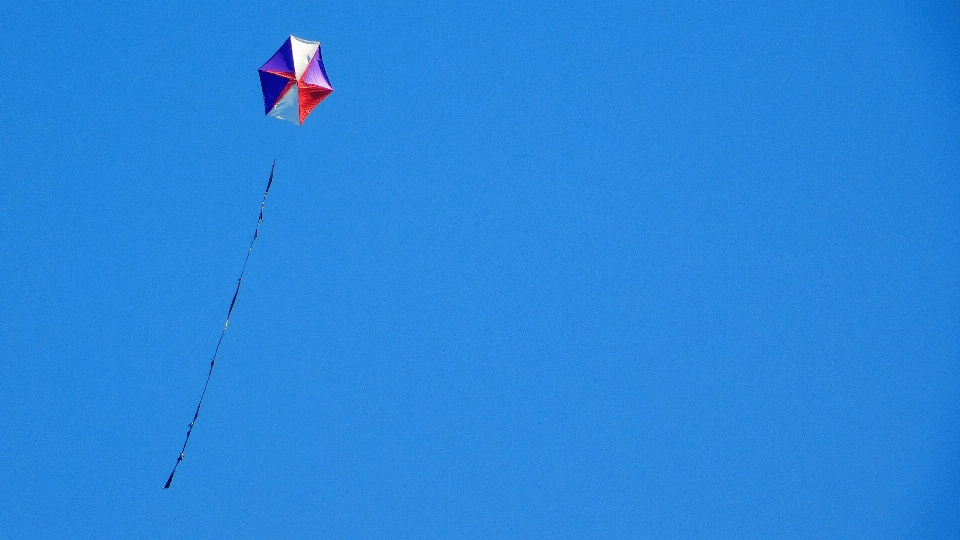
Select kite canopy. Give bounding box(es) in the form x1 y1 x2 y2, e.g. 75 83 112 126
258 35 333 125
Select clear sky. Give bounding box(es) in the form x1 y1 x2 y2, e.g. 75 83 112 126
2 1 959 538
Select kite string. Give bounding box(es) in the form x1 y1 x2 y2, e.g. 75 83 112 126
164 160 276 489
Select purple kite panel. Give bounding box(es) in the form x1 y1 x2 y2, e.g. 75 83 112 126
259 71 292 113
302 48 333 89
259 37 294 75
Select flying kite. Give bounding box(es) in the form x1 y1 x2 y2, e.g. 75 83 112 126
258 35 334 125
165 35 332 489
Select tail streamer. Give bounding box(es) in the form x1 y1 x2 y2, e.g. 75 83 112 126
164 161 276 489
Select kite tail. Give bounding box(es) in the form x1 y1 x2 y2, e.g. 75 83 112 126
164 160 276 489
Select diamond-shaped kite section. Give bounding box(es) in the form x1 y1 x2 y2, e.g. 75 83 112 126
259 35 333 125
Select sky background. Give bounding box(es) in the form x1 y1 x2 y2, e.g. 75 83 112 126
2 0 959 538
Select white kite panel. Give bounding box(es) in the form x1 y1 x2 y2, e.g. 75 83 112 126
267 84 300 124
290 35 320 79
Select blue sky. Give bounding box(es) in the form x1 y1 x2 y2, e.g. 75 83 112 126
2 1 959 538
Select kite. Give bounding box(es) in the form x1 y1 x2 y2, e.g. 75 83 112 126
165 35 333 489
258 35 334 125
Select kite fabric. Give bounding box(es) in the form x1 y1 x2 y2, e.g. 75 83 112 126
259 35 334 125
164 162 276 489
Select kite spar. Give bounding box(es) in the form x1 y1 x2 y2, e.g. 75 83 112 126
164 35 333 489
